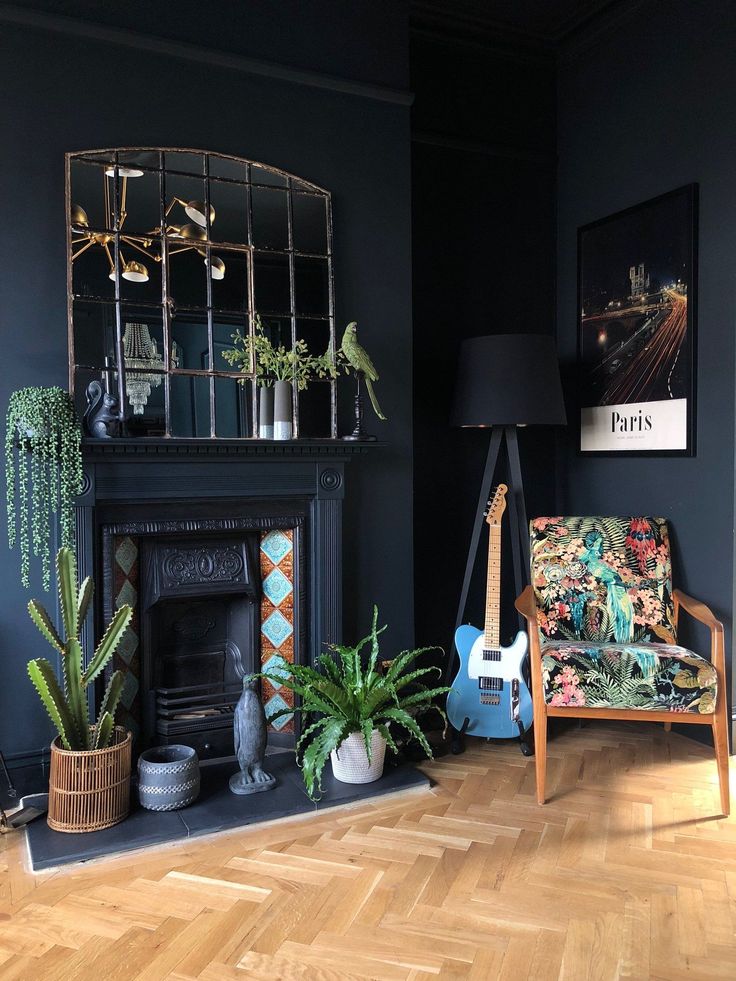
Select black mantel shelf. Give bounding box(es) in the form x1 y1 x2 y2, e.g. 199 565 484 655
82 438 386 460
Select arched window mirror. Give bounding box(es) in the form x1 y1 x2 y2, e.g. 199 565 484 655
67 148 336 438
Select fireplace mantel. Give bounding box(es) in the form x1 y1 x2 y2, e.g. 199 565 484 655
74 439 376 735
82 438 384 461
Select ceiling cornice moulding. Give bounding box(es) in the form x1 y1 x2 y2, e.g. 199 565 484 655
0 3 415 108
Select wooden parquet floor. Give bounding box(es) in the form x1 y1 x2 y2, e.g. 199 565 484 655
0 721 734 980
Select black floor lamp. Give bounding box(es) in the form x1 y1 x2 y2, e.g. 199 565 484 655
450 334 567 662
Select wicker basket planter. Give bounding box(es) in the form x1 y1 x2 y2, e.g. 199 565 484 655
330 729 386 785
138 745 200 811
47 727 132 833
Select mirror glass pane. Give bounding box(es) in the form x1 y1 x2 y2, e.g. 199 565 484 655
209 156 248 181
115 168 161 237
292 193 328 254
294 257 329 317
298 382 332 438
251 164 287 188
118 149 160 170
253 252 291 314
123 369 167 436
70 159 115 232
72 300 117 368
170 373 210 437
168 246 207 309
211 249 250 313
209 180 248 245
251 187 289 250
260 315 292 351
72 241 115 300
215 377 251 437
171 310 209 371
164 150 205 175
296 318 330 358
118 237 162 303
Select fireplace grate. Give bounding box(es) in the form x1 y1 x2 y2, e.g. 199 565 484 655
155 681 242 736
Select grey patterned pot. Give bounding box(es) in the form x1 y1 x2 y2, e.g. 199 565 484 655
137 745 200 811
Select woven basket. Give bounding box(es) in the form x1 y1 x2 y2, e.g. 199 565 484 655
330 729 386 784
47 727 132 833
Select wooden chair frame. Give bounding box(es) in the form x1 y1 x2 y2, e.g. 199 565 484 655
515 586 730 815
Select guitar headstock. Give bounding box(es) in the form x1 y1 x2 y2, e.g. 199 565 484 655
485 484 508 527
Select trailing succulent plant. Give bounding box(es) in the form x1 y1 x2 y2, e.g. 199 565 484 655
262 606 450 799
5 387 83 590
27 547 133 751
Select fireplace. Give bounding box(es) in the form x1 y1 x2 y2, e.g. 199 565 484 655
74 439 362 767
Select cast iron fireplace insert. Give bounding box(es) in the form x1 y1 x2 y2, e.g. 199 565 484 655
98 500 307 764
140 534 260 761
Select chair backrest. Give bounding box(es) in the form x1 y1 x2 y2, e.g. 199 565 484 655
529 516 676 645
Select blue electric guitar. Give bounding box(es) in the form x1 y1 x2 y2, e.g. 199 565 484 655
447 484 533 745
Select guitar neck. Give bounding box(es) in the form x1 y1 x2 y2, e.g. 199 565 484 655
483 525 501 650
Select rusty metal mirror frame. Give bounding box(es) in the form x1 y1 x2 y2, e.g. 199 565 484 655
66 147 337 439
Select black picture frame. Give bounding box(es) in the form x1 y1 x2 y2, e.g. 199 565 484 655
577 184 698 456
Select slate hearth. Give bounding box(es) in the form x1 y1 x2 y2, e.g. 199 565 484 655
25 756 430 871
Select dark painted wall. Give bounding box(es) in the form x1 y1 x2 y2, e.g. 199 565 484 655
556 0 736 721
411 33 558 656
0 3 413 763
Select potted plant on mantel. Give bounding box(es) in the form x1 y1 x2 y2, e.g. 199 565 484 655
5 386 83 590
262 607 450 799
27 547 134 833
223 314 340 439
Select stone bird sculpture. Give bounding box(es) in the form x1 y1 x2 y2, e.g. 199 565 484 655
340 322 387 421
229 675 276 794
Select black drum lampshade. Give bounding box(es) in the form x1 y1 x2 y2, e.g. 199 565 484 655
451 334 567 428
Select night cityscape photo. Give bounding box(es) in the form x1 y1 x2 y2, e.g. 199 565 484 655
578 185 696 453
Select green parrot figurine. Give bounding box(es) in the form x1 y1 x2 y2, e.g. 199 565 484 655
340 322 387 421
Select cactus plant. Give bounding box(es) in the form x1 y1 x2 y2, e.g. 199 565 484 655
27 547 133 751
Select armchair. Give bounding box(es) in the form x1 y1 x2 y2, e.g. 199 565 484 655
515 516 729 814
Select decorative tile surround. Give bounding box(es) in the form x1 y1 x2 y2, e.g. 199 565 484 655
259 529 295 733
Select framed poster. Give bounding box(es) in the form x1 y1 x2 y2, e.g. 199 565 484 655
578 184 697 455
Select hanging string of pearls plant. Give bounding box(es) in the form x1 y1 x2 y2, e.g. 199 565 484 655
5 387 83 590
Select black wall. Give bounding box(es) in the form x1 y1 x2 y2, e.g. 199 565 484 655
556 0 736 727
0 2 414 764
411 32 558 655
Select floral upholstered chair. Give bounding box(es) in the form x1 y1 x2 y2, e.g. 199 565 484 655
515 516 729 813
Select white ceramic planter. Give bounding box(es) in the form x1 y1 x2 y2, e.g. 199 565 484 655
330 729 386 784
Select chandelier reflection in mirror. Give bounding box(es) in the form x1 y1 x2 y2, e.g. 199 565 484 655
67 148 336 439
71 166 227 284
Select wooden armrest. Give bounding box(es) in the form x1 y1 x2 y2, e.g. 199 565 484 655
515 585 537 622
674 588 725 673
674 589 723 633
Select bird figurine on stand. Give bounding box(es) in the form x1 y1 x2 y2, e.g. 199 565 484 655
229 675 276 795
340 321 386 440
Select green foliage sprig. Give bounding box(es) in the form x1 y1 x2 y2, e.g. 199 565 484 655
5 387 83 590
262 607 450 799
222 314 348 391
27 547 132 751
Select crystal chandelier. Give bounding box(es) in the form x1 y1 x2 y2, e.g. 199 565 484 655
123 323 179 414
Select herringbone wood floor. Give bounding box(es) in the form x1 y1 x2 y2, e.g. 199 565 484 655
0 722 734 980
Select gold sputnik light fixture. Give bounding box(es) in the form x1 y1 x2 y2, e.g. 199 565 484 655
70 170 226 283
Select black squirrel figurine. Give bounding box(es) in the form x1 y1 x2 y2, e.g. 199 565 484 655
84 380 119 439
